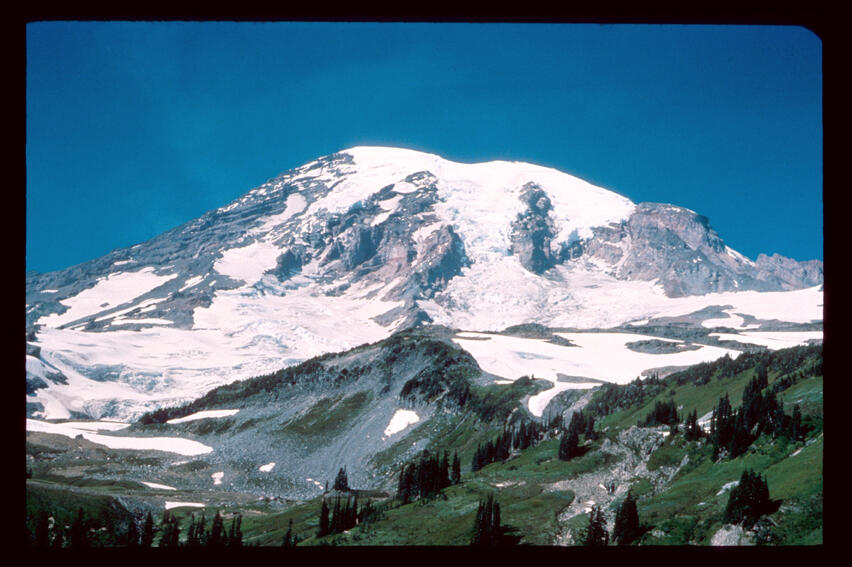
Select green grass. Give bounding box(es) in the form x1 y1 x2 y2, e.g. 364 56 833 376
279 391 372 440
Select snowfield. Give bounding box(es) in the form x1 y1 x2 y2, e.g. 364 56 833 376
708 331 823 350
38 267 177 328
383 409 420 437
141 481 177 491
26 419 213 456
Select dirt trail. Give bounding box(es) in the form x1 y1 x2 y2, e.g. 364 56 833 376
547 426 687 545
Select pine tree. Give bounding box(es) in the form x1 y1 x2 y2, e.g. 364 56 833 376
333 467 349 491
207 511 225 547
140 511 155 548
724 469 772 529
789 404 803 441
318 498 330 537
439 451 451 489
186 514 201 547
558 427 580 461
451 452 461 485
612 492 640 546
126 517 139 547
69 507 89 548
582 505 609 546
35 512 50 548
228 514 242 547
51 526 65 548
158 512 180 547
282 519 294 547
470 494 505 546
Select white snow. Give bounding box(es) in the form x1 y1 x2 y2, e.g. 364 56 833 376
383 409 420 437
165 502 205 510
259 462 276 472
212 471 224 485
26 419 213 456
453 331 744 416
709 331 822 350
42 289 59 293
179 276 204 292
717 481 739 496
166 409 240 424
250 193 308 236
110 317 174 326
141 481 177 491
213 240 282 285
38 267 177 328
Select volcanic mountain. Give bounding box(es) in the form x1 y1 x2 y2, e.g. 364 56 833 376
25 147 823 420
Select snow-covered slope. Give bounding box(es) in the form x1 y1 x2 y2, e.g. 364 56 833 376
25 147 823 420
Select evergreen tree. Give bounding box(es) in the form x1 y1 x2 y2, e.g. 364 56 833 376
727 410 752 459
333 467 349 491
282 519 294 547
582 505 609 546
724 469 772 529
228 514 242 547
451 452 461 485
612 492 640 546
140 511 155 548
69 507 89 548
126 517 139 547
207 511 225 547
558 427 580 461
789 404 803 441
158 512 180 547
439 451 451 489
318 498 330 537
470 494 505 546
186 513 201 547
684 409 703 441
51 525 65 548
35 512 50 548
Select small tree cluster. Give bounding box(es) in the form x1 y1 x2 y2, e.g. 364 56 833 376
639 399 679 427
398 450 460 503
471 431 512 471
683 409 704 441
581 504 609 546
711 372 806 460
158 511 181 547
470 494 506 546
723 469 772 529
317 494 375 537
558 411 594 461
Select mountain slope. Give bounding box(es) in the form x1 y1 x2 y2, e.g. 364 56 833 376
25 147 822 420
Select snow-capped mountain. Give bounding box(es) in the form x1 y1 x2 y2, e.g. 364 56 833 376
25 147 823 420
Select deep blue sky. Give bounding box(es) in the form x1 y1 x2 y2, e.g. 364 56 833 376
26 22 822 273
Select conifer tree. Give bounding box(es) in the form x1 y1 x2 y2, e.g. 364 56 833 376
724 469 772 529
282 519 294 547
51 525 64 548
451 452 461 485
35 512 50 548
582 505 609 546
140 511 155 548
439 451 451 489
558 427 580 461
318 498 330 537
333 467 349 491
126 517 139 547
228 514 242 547
470 494 504 546
789 404 803 441
186 513 201 547
207 511 225 547
612 492 640 545
69 507 89 548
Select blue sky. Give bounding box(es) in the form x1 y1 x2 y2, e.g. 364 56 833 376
26 22 822 273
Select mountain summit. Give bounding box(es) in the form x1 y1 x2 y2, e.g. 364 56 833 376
25 147 822 419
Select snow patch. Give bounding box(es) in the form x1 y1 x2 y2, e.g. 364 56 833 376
142 481 177 491
165 502 205 510
383 409 420 437
38 267 177 328
212 471 224 485
213 240 282 285
26 419 213 456
166 409 240 424
259 462 276 472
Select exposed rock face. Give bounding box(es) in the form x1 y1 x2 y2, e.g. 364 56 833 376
510 183 558 274
575 203 821 297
